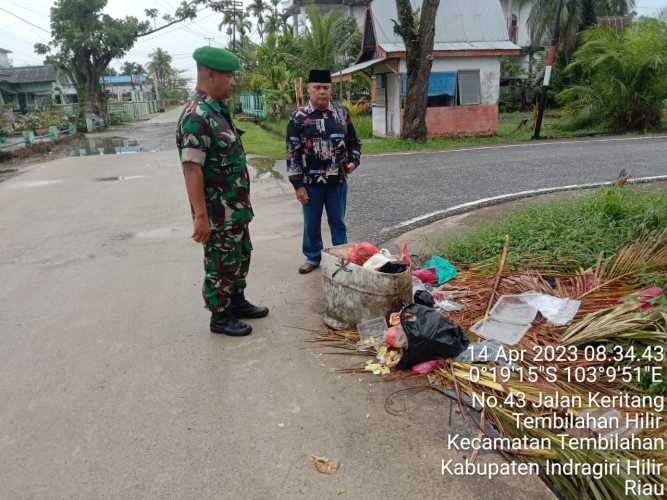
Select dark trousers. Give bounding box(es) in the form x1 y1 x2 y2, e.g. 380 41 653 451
302 182 348 263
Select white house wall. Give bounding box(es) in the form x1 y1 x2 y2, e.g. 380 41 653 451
499 0 533 48
372 102 386 137
398 57 501 104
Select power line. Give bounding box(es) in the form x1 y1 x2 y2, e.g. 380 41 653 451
0 6 50 34
139 11 218 42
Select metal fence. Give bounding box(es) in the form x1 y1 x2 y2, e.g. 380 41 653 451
240 93 268 119
53 100 162 121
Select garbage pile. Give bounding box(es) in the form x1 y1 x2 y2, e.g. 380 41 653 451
316 229 667 499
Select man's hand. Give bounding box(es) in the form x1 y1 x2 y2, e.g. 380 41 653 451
295 186 309 204
346 162 357 174
192 214 212 243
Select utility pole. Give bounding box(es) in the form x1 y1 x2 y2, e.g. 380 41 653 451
204 37 214 46
532 0 565 140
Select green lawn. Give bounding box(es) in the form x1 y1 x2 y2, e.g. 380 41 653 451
440 186 667 282
240 110 663 160
239 120 285 160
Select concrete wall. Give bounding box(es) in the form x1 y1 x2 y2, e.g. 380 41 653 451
424 104 498 137
499 0 533 48
296 4 366 30
372 102 386 137
386 72 401 136
382 57 501 138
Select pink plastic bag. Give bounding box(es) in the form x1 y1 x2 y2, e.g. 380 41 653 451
411 359 446 375
384 325 407 348
347 241 380 266
412 268 437 286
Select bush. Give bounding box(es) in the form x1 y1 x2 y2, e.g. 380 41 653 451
558 19 667 131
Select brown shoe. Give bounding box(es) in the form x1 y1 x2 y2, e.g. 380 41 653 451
298 261 320 274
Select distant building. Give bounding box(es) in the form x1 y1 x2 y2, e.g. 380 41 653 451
0 48 12 68
333 0 519 137
284 0 370 29
0 62 68 112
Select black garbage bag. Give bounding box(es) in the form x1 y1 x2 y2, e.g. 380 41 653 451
396 304 469 370
414 290 435 308
378 261 409 274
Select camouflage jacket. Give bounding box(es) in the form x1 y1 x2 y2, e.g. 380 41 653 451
286 101 361 188
176 89 253 230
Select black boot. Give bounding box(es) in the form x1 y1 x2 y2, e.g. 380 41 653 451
230 292 269 319
210 309 252 336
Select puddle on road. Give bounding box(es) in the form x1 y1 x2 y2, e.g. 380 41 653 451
70 137 144 156
95 175 148 182
111 227 184 241
9 179 64 189
249 156 283 180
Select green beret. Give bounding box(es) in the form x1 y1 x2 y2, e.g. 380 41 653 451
193 46 240 72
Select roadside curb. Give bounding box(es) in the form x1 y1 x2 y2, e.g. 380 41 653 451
365 134 667 158
380 175 667 241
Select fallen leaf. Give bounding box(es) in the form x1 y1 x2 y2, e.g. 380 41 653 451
311 455 338 474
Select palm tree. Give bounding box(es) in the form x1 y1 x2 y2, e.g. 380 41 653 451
219 8 253 50
302 6 343 70
526 0 635 55
146 48 174 90
558 19 667 130
247 0 269 41
265 0 283 35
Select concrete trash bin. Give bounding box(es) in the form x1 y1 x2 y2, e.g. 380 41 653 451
321 244 413 330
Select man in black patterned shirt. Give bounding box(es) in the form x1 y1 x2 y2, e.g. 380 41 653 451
286 69 362 274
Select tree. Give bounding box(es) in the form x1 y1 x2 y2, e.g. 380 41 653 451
331 15 362 69
35 0 199 125
393 0 440 141
245 32 305 116
302 6 343 70
247 0 268 41
120 61 146 75
216 5 252 49
265 0 283 35
658 6 667 23
526 0 635 56
558 19 667 131
146 48 174 89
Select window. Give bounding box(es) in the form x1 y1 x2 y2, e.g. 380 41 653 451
510 15 518 44
399 69 483 107
458 70 481 105
376 74 386 89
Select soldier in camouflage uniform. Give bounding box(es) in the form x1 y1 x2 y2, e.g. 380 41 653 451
177 47 268 336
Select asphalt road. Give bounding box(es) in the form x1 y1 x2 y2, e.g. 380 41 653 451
346 135 667 243
112 111 666 245
0 116 554 499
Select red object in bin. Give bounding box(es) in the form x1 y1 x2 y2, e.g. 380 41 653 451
347 241 380 266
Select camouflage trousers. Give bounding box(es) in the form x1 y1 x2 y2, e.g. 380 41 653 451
202 224 252 312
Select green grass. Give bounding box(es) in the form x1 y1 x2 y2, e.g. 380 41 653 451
440 186 667 274
363 115 611 155
241 110 662 160
239 120 285 160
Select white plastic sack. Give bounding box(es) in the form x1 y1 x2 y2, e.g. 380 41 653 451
362 249 394 270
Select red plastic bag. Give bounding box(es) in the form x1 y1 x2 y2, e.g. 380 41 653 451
384 325 407 348
412 268 437 286
347 241 380 266
400 241 411 267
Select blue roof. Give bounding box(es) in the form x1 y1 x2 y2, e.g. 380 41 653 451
101 75 147 84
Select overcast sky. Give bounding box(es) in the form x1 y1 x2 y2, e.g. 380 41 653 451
1 0 665 82
0 0 262 82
